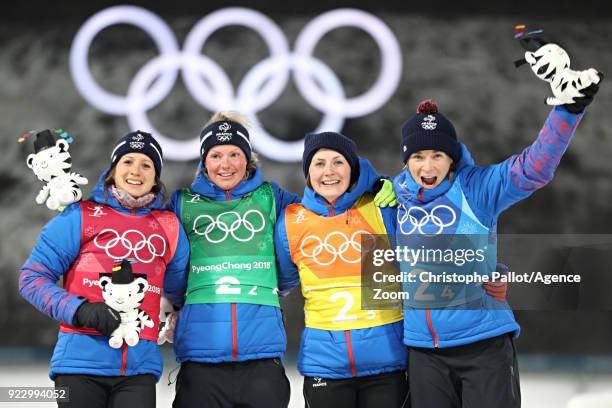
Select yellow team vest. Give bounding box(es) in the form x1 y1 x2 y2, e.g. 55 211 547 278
286 194 403 330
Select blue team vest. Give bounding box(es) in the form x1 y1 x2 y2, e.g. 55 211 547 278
396 181 496 308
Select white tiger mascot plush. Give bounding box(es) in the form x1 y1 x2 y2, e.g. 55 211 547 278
24 129 88 211
100 260 154 349
514 26 602 108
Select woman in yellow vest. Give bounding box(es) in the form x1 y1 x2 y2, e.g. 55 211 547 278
275 132 408 408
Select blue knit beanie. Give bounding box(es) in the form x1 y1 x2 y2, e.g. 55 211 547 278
302 131 359 184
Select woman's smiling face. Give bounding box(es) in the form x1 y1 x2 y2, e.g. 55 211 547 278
204 145 247 191
308 148 351 203
111 153 156 198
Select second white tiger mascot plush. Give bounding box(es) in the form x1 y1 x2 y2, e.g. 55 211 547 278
100 260 155 349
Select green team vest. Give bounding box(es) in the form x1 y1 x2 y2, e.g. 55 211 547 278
180 183 280 307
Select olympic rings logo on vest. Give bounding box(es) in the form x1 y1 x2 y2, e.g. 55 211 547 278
192 210 266 243
69 6 402 162
299 230 376 266
398 204 457 235
93 228 167 263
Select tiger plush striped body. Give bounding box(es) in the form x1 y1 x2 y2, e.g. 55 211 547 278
523 43 601 106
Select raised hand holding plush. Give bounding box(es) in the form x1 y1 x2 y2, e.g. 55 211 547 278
20 129 88 211
514 25 603 112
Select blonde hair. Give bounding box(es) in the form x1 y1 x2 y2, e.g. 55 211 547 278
203 111 252 130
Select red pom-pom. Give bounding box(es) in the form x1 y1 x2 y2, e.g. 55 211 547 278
416 99 438 114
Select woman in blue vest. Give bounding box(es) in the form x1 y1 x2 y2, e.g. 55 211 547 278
275 132 409 408
394 84 600 406
19 130 190 408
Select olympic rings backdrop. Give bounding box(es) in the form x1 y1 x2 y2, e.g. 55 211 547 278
2 1 612 355
70 6 402 161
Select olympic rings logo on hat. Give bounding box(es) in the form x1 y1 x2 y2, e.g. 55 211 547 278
299 230 376 266
93 228 167 263
69 6 402 162
129 141 145 149
192 209 266 243
398 204 457 235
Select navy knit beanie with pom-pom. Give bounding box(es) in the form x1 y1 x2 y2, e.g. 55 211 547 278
400 100 460 163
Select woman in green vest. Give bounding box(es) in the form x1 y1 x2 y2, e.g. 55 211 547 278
167 112 297 407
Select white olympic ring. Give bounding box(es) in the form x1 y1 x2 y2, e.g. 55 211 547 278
398 204 457 235
70 6 402 162
93 228 167 263
300 230 375 266
192 209 265 243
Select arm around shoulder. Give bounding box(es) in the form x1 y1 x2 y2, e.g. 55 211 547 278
270 182 301 218
274 208 300 295
163 222 190 308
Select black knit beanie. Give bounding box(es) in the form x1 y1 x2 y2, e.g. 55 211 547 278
200 120 252 161
400 100 461 164
302 131 359 184
110 131 163 177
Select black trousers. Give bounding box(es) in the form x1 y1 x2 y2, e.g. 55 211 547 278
173 358 291 408
303 370 409 408
409 334 521 408
54 374 155 408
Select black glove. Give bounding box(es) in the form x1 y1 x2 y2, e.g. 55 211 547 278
73 301 121 337
564 73 604 114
